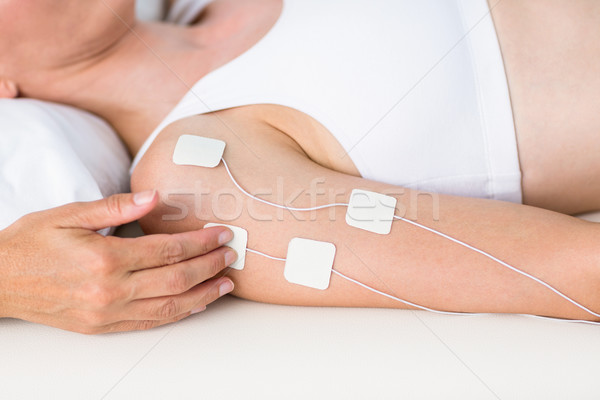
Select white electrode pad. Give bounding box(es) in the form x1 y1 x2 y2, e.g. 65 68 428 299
204 223 248 270
172 135 226 168
284 238 336 290
345 189 397 235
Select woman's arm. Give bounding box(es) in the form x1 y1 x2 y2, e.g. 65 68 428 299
132 114 600 321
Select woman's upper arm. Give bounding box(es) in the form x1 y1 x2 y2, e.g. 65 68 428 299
132 116 600 319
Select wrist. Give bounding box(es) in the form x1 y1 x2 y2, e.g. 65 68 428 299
0 288 10 319
0 235 14 319
0 280 10 319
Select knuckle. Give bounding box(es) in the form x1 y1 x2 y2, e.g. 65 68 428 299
61 201 86 216
87 249 118 276
208 253 226 276
166 269 190 294
156 298 180 319
205 282 223 304
105 195 124 217
197 237 211 254
86 283 118 309
137 320 158 331
161 240 186 265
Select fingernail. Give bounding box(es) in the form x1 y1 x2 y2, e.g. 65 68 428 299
225 250 237 265
219 280 234 296
133 190 156 206
191 306 206 315
218 229 233 245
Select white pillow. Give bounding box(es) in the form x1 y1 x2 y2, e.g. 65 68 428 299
0 0 201 232
135 0 167 21
166 0 213 25
0 99 130 231
136 0 212 25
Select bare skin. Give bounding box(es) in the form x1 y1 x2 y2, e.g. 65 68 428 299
489 0 600 214
1 0 600 328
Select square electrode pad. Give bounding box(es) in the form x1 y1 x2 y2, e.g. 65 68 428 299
284 238 336 290
172 134 226 168
345 189 397 235
203 223 248 270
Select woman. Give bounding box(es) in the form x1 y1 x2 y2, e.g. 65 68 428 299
1 0 600 333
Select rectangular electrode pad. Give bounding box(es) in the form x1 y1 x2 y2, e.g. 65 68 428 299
172 134 226 168
284 238 336 290
345 189 397 235
204 223 248 270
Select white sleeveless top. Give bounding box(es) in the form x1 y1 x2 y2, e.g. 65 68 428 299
132 0 522 203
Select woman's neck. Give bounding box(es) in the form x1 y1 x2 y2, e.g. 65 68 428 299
23 0 281 156
31 22 212 155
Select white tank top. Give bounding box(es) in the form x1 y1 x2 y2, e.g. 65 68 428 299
132 0 522 203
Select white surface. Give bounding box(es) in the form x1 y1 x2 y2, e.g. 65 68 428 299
346 189 397 235
2 215 600 399
0 99 130 232
172 135 226 168
2 296 600 400
204 223 248 270
284 238 336 290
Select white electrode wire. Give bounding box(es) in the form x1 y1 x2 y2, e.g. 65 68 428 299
246 248 287 262
393 215 600 319
330 269 467 316
526 314 600 326
221 158 349 211
245 247 600 324
332 270 600 325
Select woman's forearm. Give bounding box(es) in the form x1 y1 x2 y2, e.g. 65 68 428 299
226 192 599 320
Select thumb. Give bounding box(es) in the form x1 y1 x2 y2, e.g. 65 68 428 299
59 190 158 231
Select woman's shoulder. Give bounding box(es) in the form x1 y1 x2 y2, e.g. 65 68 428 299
131 109 308 195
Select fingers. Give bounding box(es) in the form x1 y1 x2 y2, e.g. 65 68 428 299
120 277 234 322
128 246 237 299
123 226 234 271
65 277 233 334
102 312 192 334
57 190 159 231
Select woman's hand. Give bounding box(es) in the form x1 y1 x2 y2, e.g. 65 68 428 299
0 190 236 334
